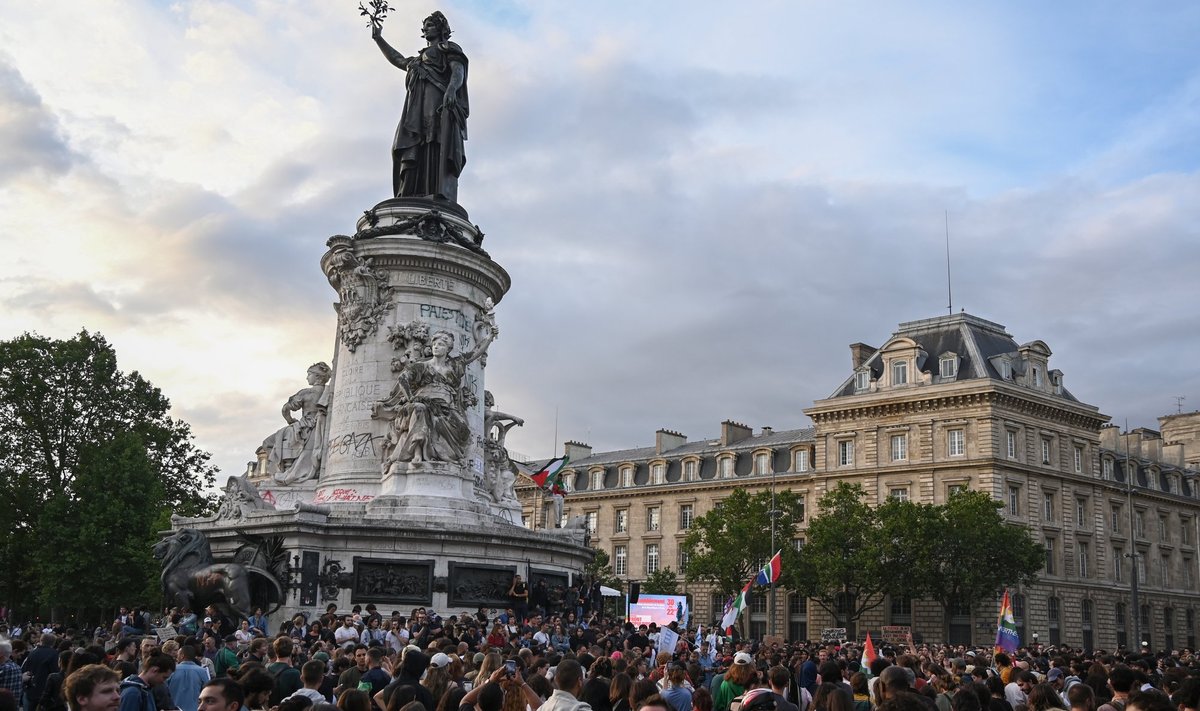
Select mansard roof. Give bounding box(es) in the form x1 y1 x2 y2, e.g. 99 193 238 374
564 426 816 469
829 312 1081 402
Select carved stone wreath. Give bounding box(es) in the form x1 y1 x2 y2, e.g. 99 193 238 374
327 248 394 352
357 208 489 257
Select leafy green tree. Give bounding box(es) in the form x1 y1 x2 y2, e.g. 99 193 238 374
35 431 165 609
792 480 921 634
681 488 805 601
922 490 1044 640
0 330 217 616
643 567 680 595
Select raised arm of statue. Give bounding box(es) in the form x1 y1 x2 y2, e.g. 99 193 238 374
372 24 409 69
462 322 497 365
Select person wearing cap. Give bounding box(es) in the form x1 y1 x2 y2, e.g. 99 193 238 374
214 636 239 678
714 653 756 711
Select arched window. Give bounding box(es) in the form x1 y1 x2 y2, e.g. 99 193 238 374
1048 596 1061 645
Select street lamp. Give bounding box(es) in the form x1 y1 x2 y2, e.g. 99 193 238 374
1124 428 1141 649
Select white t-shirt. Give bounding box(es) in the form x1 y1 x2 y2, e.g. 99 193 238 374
335 625 360 645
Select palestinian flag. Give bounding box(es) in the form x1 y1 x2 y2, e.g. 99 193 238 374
531 456 569 489
754 550 782 586
720 579 753 630
861 632 879 675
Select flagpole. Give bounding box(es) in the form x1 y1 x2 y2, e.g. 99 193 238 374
770 465 777 638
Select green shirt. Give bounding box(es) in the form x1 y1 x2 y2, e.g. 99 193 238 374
215 647 240 677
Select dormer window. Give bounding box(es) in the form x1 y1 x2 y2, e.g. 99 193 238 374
1032 366 1043 388
620 466 633 487
683 459 697 482
720 456 734 479
999 359 1012 380
591 470 604 490
754 452 771 475
892 360 908 386
651 463 665 485
854 369 870 392
940 355 958 379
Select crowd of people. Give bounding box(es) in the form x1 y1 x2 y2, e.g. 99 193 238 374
2 599 1199 711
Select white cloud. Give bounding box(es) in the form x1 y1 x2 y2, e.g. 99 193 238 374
0 1 1197 478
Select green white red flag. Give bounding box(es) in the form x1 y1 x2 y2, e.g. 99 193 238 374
531 456 569 489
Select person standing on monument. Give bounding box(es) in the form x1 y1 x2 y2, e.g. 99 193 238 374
508 575 529 624
370 11 469 203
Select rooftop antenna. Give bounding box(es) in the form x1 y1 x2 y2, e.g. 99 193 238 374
945 209 953 316
1175 396 1186 415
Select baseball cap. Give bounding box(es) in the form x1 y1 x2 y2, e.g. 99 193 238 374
430 652 451 669
203 617 213 623
734 652 754 665
1047 668 1064 681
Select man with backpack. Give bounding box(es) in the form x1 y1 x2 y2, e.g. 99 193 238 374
266 638 302 706
1098 666 1136 711
119 654 175 711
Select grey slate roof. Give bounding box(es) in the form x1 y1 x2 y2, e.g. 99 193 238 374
829 312 1080 401
565 427 816 469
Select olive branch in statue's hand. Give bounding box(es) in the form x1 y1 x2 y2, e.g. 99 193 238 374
359 0 393 28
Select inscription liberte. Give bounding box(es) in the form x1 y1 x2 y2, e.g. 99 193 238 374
405 273 457 292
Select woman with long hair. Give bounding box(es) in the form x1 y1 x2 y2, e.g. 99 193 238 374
474 652 503 687
1026 685 1067 711
337 690 372 711
423 665 451 705
813 683 854 711
611 674 634 711
713 661 755 711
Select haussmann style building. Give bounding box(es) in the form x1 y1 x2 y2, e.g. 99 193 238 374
517 312 1200 650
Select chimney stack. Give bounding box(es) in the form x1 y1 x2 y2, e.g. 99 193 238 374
564 440 592 462
849 343 876 369
720 420 753 446
656 429 687 455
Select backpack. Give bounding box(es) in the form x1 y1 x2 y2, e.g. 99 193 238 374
119 679 155 711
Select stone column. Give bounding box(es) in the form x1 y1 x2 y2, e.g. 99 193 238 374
316 200 510 520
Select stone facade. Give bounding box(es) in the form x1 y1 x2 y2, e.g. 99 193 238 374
518 313 1200 651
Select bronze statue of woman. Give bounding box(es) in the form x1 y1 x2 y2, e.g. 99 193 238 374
371 11 469 203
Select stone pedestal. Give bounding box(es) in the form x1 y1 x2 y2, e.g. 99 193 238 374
315 199 510 514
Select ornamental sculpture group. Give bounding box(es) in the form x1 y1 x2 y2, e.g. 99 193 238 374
255 306 520 508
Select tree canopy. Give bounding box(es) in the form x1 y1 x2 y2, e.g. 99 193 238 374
0 330 217 616
681 488 805 598
643 566 680 595
792 482 1043 636
921 489 1045 632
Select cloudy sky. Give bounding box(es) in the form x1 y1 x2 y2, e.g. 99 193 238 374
2 0 1199 479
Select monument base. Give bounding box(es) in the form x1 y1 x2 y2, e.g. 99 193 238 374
172 504 591 623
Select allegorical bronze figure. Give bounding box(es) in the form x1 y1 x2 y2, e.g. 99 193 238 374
371 10 469 203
